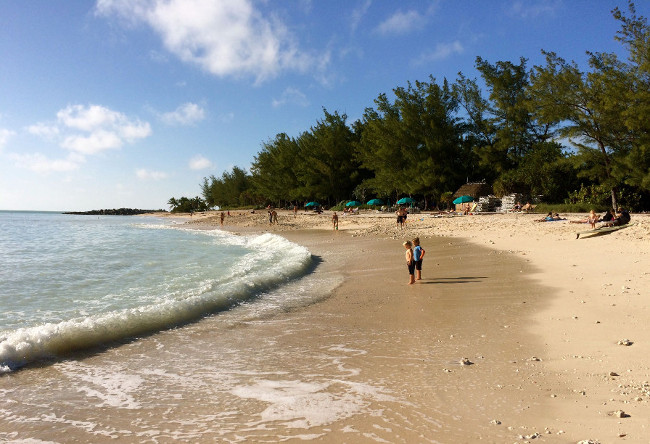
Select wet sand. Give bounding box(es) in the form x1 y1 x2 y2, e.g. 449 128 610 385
1 211 649 443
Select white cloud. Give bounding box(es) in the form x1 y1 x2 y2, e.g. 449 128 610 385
56 104 151 154
161 102 206 126
508 0 561 19
14 104 151 174
0 128 15 149
96 0 320 83
272 87 309 108
414 40 464 64
61 130 123 155
376 9 426 35
9 152 82 173
26 123 59 140
188 154 213 170
136 168 169 180
350 0 372 32
218 112 235 124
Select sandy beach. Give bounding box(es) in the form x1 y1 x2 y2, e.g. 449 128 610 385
2 209 648 443
180 208 650 442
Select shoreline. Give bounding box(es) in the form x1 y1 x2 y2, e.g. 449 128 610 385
181 209 650 442
2 210 648 442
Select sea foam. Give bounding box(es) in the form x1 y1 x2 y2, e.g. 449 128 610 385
0 231 312 373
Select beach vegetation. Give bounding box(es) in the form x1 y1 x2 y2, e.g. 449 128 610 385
188 2 649 211
201 166 256 209
528 2 650 210
167 196 209 213
534 203 609 214
356 77 468 208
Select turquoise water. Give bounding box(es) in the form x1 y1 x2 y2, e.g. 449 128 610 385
0 211 312 372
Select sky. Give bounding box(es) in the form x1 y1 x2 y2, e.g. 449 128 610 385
1 0 647 211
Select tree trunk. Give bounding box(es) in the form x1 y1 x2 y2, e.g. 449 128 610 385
611 186 619 211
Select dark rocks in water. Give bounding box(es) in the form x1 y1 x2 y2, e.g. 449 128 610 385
63 208 165 216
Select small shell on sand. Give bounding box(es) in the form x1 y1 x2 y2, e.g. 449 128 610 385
618 339 633 346
610 410 630 418
459 358 474 366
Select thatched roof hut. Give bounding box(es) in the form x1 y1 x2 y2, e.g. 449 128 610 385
453 182 492 199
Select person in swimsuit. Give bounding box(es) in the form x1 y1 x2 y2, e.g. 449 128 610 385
403 240 415 285
412 237 425 281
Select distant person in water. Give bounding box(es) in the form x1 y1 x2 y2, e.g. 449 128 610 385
332 212 339 230
412 237 425 281
403 240 415 285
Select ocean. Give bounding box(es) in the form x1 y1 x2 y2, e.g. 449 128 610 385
0 211 314 373
0 212 542 442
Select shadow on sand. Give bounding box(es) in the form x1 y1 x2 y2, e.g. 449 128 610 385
418 276 487 285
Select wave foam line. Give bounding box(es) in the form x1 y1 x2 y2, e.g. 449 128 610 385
0 232 312 373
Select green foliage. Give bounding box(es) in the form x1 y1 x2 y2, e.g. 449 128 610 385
565 183 646 211
564 183 612 208
357 77 468 206
248 109 364 207
294 109 362 204
492 142 579 201
528 2 650 208
201 166 254 208
534 203 607 214
167 196 208 213
250 133 301 205
186 2 650 212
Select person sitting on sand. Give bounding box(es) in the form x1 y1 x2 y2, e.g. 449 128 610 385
604 208 631 227
602 209 615 222
537 212 555 222
403 240 415 285
570 210 600 228
536 212 565 222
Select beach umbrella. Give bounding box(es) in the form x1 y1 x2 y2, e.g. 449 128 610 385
346 200 362 207
452 195 474 205
397 197 415 205
366 198 384 206
305 201 319 207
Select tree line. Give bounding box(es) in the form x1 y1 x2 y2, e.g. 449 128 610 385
169 2 649 213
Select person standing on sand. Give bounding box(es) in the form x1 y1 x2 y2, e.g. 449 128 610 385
271 209 278 224
294 205 298 218
332 212 339 230
220 211 225 226
403 240 415 285
413 237 425 281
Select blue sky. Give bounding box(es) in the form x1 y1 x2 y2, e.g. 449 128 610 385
1 0 646 211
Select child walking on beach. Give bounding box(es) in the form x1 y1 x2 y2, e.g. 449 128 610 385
403 240 415 285
412 237 425 281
